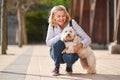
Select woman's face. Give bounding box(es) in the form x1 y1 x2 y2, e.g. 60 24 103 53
54 10 67 27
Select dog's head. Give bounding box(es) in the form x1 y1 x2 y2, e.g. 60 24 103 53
61 27 76 41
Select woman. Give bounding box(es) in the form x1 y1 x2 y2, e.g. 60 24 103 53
46 5 91 76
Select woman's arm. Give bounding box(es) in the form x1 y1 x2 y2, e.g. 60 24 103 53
72 19 91 48
46 24 61 47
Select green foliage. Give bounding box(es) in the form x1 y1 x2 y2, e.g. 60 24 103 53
35 0 69 8
26 11 48 26
26 10 48 43
46 0 69 8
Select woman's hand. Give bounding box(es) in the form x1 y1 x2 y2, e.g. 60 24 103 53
74 42 83 53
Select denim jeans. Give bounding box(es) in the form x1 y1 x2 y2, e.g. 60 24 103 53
50 40 79 68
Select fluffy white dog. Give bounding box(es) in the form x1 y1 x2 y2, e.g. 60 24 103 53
61 27 96 74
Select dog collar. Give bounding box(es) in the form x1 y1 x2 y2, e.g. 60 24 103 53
64 39 74 42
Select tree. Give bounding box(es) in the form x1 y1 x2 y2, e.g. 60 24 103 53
16 0 35 47
1 0 7 54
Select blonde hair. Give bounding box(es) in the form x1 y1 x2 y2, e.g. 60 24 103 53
48 5 71 26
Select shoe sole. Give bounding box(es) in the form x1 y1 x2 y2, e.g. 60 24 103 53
66 72 72 75
52 73 60 76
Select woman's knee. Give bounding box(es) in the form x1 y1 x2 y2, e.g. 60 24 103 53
63 53 79 64
53 40 65 48
50 40 65 61
52 40 65 51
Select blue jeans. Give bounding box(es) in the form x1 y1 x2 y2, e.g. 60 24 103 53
50 40 79 68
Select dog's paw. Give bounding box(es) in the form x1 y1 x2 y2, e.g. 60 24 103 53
66 49 74 53
62 50 66 54
62 48 67 54
86 69 96 74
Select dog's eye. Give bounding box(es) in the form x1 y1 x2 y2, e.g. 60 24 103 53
65 31 67 33
70 31 72 33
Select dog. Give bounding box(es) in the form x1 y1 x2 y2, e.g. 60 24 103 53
61 27 96 74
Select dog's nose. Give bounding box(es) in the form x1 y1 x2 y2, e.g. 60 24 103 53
67 34 70 36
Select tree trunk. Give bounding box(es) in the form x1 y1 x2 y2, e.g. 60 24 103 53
21 13 27 44
1 0 7 55
17 0 23 47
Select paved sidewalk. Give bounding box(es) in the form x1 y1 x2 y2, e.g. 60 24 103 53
0 45 120 80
